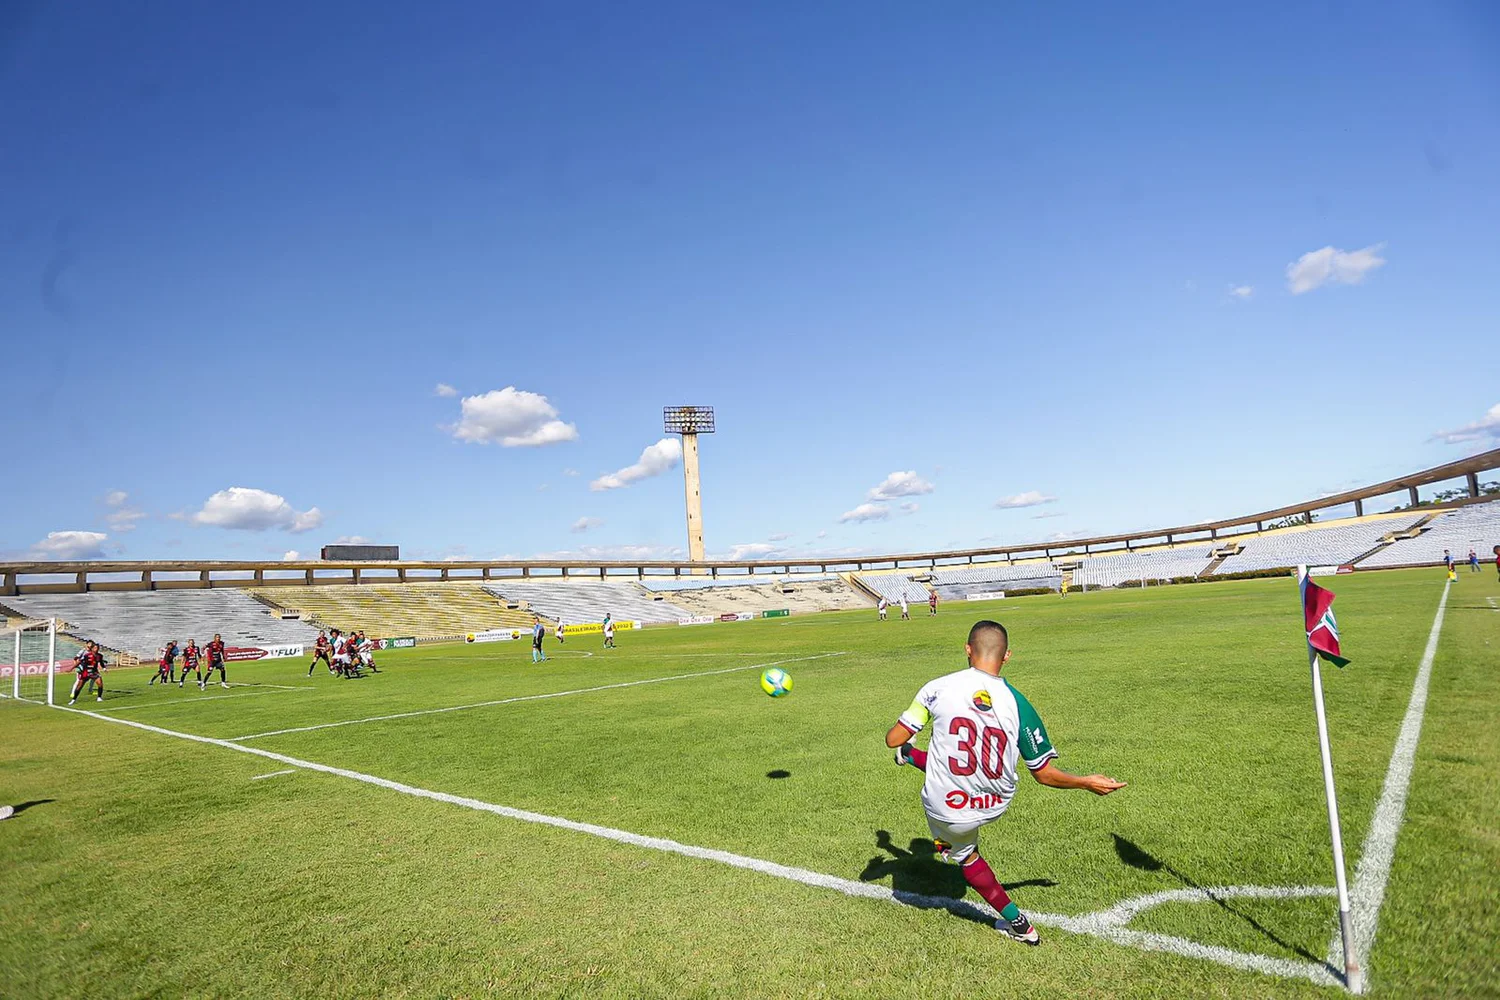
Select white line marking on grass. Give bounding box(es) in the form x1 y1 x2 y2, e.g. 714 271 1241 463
1328 579 1450 992
1487 597 1497 611
222 652 848 742
250 769 297 780
52 702 1339 989
97 688 313 713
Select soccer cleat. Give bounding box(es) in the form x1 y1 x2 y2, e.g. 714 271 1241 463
68 698 76 706
995 912 1040 946
220 682 229 689
96 695 103 702
199 682 206 691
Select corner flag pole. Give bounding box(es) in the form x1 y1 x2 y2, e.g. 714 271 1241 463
1298 565 1362 993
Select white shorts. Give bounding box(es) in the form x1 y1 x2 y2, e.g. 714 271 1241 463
924 813 990 865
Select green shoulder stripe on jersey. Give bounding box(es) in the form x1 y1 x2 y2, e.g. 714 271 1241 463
1005 679 1055 767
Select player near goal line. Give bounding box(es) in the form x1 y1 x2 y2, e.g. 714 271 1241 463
886 620 1125 945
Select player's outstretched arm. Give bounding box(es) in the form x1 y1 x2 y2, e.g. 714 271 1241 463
1029 760 1125 795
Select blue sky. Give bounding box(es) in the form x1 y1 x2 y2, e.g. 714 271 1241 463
3 2 1498 563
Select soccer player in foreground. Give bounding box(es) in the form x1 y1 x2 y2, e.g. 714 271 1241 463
202 634 229 689
68 642 108 704
886 620 1126 945
179 639 201 688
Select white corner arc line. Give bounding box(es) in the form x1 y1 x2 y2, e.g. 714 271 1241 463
52 702 1337 988
223 652 847 742
1329 579 1450 991
250 769 297 780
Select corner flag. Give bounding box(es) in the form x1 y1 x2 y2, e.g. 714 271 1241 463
1301 574 1350 668
1296 566 1361 992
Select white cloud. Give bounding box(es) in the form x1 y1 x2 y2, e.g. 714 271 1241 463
994 490 1058 509
816 530 827 538
1047 531 1084 543
1229 285 1253 300
839 502 891 524
727 542 779 560
105 508 147 532
1431 403 1500 445
1286 243 1386 294
571 516 603 533
563 468 579 477
283 550 302 561
100 490 146 532
332 535 370 544
31 530 109 560
450 387 578 447
898 502 920 515
191 487 324 533
768 532 791 542
590 438 682 491
434 383 458 398
866 471 935 501
1031 511 1067 520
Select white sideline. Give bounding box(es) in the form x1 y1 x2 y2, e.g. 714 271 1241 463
1327 579 1450 991
224 652 848 742
49 702 1341 989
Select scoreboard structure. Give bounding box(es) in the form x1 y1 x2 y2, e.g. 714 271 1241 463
321 544 399 561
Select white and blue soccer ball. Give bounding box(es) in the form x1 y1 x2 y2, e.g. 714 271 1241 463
760 667 793 697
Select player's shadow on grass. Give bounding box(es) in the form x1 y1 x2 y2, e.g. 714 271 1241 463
860 830 1057 905
1111 834 1325 965
8 800 55 815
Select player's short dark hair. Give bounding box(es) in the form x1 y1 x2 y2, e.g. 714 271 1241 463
967 620 1009 661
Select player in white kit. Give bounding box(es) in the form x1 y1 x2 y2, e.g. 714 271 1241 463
899 595 910 620
878 598 888 621
886 620 1125 944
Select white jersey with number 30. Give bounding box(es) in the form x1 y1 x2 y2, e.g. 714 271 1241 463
899 667 1057 824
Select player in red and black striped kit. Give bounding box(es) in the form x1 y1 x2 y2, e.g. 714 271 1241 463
179 639 201 688
308 631 333 676
69 642 108 704
201 634 229 690
152 640 179 686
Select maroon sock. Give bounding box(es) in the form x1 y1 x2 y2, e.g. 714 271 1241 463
961 855 1014 914
908 746 929 770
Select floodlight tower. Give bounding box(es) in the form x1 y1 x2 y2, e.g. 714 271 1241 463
664 406 715 565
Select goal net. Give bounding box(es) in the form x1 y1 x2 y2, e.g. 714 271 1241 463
2 619 76 705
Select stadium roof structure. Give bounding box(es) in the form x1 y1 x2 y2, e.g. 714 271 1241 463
3 448 1497 596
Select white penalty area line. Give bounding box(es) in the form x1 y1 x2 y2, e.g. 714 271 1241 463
49 701 1340 989
250 769 298 781
1328 578 1451 992
222 652 849 742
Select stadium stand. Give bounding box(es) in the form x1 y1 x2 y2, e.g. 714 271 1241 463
654 577 869 616
928 563 1062 596
1071 547 1216 587
250 582 535 640
638 574 838 592
854 574 935 604
0 590 320 658
481 581 690 625
1211 515 1426 575
1356 502 1500 568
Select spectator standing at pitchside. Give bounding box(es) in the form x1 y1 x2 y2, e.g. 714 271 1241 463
603 613 616 649
929 591 938 616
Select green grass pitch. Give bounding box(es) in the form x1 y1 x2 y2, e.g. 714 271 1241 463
2 569 1497 998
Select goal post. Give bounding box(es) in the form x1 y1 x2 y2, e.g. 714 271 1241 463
4 618 62 705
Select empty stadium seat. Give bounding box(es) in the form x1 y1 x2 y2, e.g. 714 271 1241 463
1357 503 1500 568
0 590 321 658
